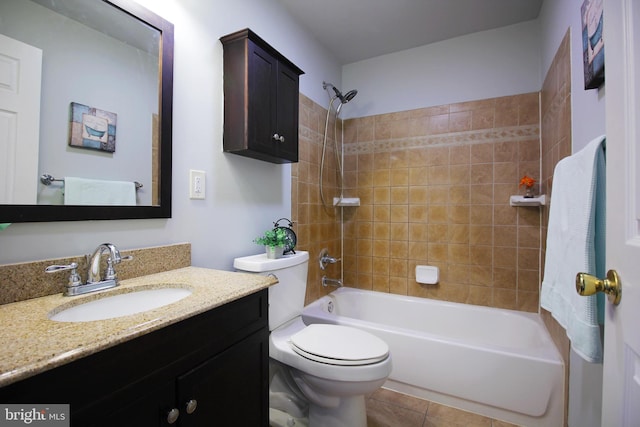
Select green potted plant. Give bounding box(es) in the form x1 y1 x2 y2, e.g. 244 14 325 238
254 228 290 259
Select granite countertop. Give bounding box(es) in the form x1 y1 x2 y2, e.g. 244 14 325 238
0 266 276 387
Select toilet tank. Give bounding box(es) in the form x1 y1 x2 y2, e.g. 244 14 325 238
233 251 309 330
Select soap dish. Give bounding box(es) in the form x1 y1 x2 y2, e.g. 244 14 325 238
510 195 546 206
333 197 360 207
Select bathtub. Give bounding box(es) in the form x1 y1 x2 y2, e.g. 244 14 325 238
302 287 564 427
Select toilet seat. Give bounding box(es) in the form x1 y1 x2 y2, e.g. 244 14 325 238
270 317 392 382
290 324 389 366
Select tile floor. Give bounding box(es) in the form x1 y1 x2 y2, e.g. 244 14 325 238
366 388 520 427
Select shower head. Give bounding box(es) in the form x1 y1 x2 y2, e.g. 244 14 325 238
323 81 358 104
342 89 358 103
333 86 358 104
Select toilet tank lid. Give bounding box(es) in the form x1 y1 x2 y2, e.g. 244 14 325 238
233 251 309 272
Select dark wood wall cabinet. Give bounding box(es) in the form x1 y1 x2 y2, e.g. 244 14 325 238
0 290 269 427
221 28 304 164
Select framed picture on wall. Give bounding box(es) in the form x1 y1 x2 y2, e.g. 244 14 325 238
68 102 117 153
581 0 604 89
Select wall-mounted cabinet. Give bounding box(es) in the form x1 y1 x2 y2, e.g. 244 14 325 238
221 29 304 164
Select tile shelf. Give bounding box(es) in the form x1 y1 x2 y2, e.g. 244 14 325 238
510 194 546 206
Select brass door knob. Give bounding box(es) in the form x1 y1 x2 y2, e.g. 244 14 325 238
576 270 622 305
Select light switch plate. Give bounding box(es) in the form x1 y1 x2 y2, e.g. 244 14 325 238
189 169 205 199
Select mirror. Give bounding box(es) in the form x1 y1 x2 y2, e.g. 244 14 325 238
0 0 173 222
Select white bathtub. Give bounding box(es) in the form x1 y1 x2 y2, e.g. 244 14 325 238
302 287 564 427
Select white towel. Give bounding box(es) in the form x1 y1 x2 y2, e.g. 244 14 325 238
540 135 605 363
63 177 136 206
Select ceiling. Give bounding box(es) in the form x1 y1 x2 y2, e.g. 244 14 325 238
278 0 544 64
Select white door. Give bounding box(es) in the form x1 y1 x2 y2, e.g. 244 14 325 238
0 33 42 204
602 0 640 425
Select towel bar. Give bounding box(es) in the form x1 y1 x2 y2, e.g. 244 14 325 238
40 174 143 190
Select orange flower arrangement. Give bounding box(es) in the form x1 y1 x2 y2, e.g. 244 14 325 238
519 175 537 198
519 175 536 188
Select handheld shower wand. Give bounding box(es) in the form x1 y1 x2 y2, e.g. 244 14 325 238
320 81 359 209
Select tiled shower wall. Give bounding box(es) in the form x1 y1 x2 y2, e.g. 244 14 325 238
292 95 342 305
293 30 572 423
340 94 542 312
540 30 572 425
294 92 543 312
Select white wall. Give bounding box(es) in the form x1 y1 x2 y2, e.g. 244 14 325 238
0 0 341 269
341 20 542 119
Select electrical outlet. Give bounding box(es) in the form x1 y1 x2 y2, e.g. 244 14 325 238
189 170 205 199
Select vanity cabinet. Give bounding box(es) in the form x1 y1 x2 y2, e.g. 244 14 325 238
0 289 269 427
221 29 304 164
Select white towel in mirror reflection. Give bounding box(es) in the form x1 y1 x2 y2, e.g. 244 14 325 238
63 177 136 206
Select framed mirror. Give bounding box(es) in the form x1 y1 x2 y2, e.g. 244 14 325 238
0 0 173 222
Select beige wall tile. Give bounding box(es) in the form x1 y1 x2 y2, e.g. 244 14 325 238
296 92 542 313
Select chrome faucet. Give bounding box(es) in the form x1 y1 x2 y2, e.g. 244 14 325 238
45 243 132 296
88 243 123 283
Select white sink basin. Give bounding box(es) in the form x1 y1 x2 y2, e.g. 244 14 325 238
49 287 192 322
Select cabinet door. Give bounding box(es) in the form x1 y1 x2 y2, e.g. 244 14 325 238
83 380 176 427
275 62 299 162
247 40 278 157
176 329 268 426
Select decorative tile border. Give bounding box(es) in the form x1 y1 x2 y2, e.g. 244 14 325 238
344 124 540 155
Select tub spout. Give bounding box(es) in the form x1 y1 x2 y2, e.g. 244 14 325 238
322 276 343 288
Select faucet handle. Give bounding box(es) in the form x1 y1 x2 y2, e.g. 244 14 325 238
105 258 117 281
319 248 341 270
104 255 133 281
45 262 82 288
112 253 133 264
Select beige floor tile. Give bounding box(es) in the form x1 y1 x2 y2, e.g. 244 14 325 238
366 398 425 427
369 388 430 413
426 402 492 426
359 388 523 427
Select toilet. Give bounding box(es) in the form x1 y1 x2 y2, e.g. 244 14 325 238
233 251 392 427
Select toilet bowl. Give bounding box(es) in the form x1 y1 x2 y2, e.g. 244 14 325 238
233 251 392 427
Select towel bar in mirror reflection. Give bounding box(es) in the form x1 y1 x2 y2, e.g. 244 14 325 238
40 174 143 191
0 0 173 222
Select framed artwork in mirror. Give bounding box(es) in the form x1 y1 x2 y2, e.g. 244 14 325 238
69 102 117 152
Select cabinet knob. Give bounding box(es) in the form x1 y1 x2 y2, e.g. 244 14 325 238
166 408 180 424
272 133 285 142
185 399 198 414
